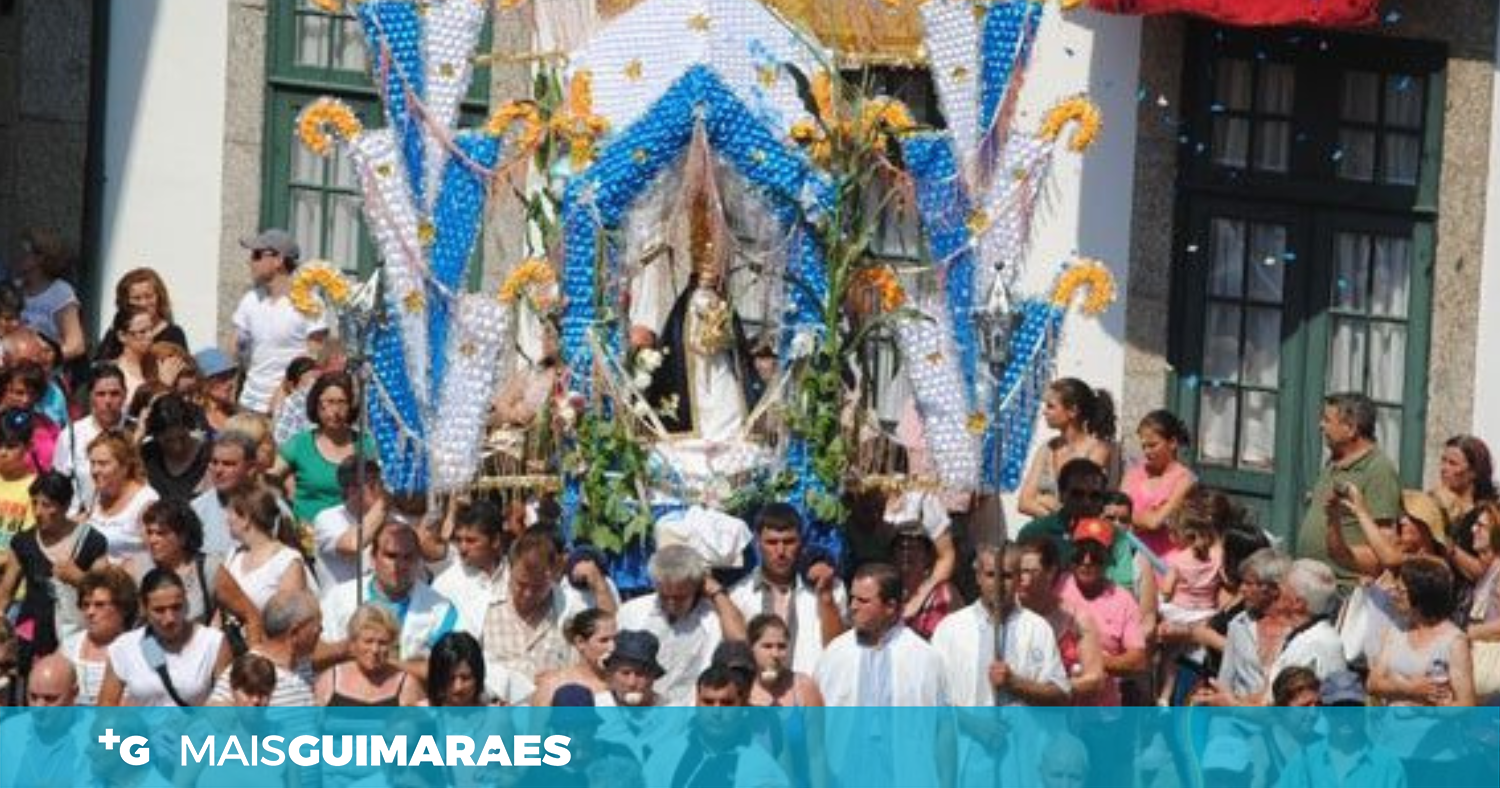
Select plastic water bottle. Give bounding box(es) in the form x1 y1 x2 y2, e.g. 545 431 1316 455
1427 659 1451 703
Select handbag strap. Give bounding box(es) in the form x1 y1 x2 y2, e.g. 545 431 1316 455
140 630 191 707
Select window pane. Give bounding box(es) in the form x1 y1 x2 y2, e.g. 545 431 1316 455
1247 223 1287 301
1370 236 1411 318
1209 218 1245 298
332 149 361 190
291 137 324 186
1239 391 1277 470
1213 118 1250 168
329 194 364 267
1341 71 1379 123
295 14 332 68
1337 129 1376 181
1241 307 1281 388
1370 323 1406 402
1377 407 1402 463
1327 317 1367 393
1254 120 1291 173
1204 303 1243 383
290 189 325 258
1333 233 1370 312
1384 75 1424 128
335 19 368 72
1257 63 1295 114
1216 59 1253 111
1382 133 1421 186
1198 387 1238 467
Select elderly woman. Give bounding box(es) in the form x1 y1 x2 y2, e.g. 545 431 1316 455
314 604 414 706
61 566 138 705
98 568 232 706
273 371 375 526
531 609 616 705
84 431 160 564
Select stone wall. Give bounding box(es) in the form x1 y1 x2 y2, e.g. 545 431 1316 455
1122 6 1496 488
215 0 268 353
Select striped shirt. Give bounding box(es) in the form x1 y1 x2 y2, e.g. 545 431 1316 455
209 650 317 707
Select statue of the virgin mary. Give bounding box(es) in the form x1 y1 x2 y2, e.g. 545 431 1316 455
644 179 757 444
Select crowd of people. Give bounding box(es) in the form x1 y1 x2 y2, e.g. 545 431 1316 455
0 227 1497 788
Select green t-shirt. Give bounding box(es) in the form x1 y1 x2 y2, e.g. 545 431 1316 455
1296 446 1403 577
279 429 377 525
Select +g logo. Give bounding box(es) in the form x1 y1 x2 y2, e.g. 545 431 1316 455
98 728 151 765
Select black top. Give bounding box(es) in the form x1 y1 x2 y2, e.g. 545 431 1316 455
141 439 211 502
95 320 189 361
11 524 109 656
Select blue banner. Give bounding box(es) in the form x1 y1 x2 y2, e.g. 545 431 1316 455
1 707 1495 788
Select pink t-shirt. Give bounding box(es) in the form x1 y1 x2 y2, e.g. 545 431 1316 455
1121 461 1195 559
1167 545 1222 612
1059 574 1145 707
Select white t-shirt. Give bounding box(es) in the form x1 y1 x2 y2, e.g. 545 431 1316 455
61 631 106 706
729 570 847 674
931 602 1069 706
189 490 237 559
616 595 724 707
232 288 327 413
311 503 365 590
107 625 225 706
21 279 78 337
224 545 306 614
89 485 160 564
52 415 105 516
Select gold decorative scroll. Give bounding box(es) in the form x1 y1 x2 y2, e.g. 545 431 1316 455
596 0 929 64
763 0 927 64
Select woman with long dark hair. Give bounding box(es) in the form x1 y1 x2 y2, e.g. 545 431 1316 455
1018 378 1118 517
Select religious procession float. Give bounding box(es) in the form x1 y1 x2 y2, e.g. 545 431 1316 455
291 0 1114 591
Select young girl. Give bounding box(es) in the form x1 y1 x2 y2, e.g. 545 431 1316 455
1156 486 1227 704
1122 410 1197 563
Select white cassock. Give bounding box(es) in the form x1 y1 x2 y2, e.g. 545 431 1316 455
815 625 950 787
931 603 1071 788
683 290 746 444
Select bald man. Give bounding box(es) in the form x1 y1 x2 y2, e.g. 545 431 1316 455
27 653 79 706
0 655 87 786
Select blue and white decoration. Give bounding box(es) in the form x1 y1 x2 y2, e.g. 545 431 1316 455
304 0 509 495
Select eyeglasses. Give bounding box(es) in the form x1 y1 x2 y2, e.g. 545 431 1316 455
1074 551 1104 567
251 248 280 261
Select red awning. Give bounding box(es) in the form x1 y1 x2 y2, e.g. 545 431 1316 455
1089 0 1380 28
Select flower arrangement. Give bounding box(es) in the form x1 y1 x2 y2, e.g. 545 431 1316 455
297 98 362 158
498 258 558 305
289 262 353 318
308 0 343 13
1050 258 1116 316
789 71 916 166
1039 96 1103 153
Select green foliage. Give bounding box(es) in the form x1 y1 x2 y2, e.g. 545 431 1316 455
564 411 653 553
